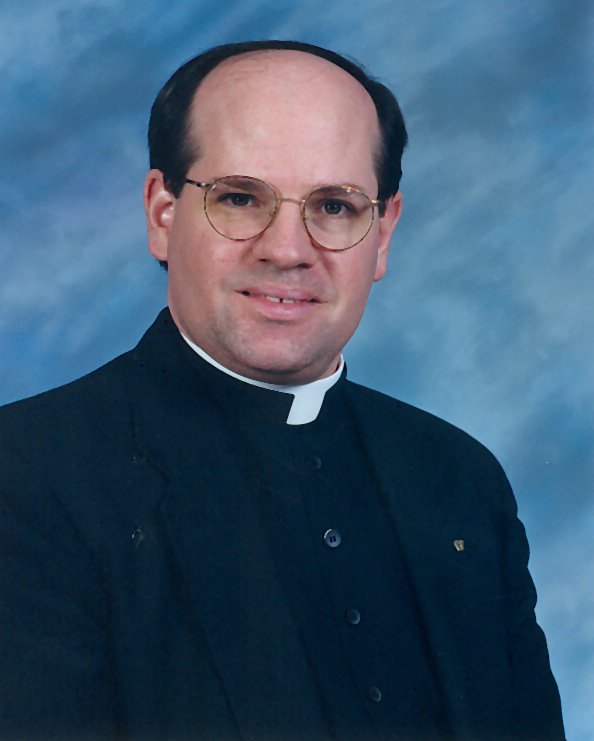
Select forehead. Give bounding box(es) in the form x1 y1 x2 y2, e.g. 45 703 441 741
188 51 380 183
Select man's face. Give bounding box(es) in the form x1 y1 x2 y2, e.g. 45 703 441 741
145 51 401 384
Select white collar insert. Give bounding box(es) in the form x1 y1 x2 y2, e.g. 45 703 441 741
181 333 343 425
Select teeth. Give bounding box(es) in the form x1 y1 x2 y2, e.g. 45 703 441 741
248 293 318 304
264 296 299 304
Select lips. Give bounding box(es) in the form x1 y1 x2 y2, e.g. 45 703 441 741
240 290 321 304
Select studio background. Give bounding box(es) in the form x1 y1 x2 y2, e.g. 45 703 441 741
1 1 592 738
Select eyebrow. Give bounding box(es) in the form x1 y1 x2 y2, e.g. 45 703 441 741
311 182 369 192
203 175 373 196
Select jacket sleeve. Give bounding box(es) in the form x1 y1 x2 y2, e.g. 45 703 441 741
0 440 116 740
499 468 565 740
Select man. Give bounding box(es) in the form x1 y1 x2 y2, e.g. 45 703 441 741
0 40 564 740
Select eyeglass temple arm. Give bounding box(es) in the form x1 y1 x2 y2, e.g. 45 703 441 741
371 198 387 217
184 178 211 189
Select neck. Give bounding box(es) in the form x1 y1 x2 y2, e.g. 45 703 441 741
180 333 344 425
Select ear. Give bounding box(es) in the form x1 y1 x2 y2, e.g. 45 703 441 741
144 169 176 262
374 191 402 282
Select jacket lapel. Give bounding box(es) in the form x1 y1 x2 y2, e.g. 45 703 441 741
124 311 329 737
343 381 483 736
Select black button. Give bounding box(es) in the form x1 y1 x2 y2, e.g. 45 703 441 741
323 529 341 548
345 608 361 626
367 686 382 703
305 454 322 471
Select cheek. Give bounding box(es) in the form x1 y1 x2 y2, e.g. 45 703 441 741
336 247 380 294
168 214 217 276
333 247 382 326
174 242 246 314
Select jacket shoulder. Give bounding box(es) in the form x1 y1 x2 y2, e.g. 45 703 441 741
1 350 133 430
344 379 507 482
0 350 138 483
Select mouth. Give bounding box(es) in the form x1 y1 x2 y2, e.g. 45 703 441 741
239 290 321 304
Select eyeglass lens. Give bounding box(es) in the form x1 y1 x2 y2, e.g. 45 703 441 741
204 176 375 250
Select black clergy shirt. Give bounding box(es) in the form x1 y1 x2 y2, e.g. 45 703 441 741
198 354 449 740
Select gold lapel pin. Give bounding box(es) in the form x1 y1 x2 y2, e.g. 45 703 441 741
453 539 465 552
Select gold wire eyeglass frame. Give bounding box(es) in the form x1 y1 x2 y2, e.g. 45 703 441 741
184 175 386 251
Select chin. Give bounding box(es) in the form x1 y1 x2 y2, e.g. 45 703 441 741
223 332 340 383
246 355 335 385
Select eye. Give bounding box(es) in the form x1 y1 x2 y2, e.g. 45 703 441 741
323 199 348 215
307 188 365 220
219 192 256 208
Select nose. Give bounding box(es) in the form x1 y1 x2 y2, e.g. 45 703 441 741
250 198 317 269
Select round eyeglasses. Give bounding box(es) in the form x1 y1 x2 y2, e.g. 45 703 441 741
184 175 386 251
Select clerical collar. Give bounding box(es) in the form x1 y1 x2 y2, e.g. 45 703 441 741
180 333 344 425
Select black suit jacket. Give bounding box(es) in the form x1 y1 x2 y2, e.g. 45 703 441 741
0 310 564 740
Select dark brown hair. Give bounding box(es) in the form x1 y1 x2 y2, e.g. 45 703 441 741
148 40 408 202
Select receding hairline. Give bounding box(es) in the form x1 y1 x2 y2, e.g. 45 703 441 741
196 48 379 108
148 40 406 202
186 48 382 171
